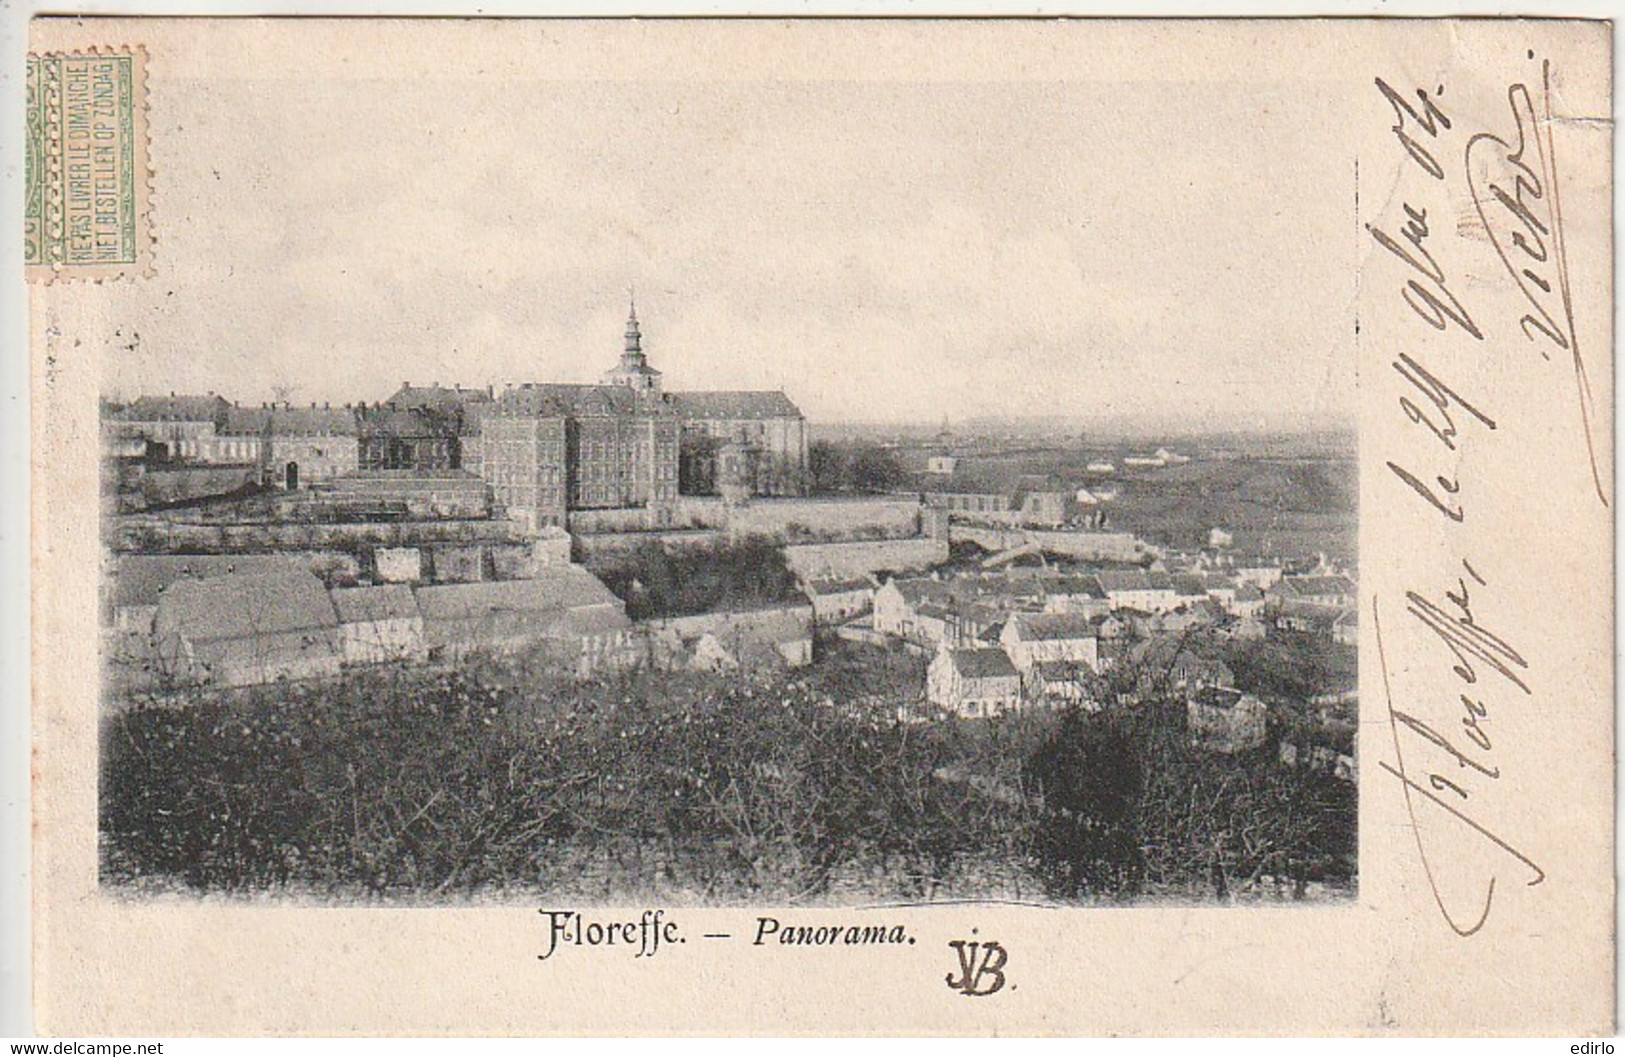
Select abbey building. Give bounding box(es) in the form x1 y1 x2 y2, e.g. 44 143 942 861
106 302 809 529
479 302 808 527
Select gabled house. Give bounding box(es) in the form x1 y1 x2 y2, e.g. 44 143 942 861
1000 612 1099 678
1041 575 1109 618
803 576 875 624
1268 574 1357 609
1095 568 1178 613
927 645 1022 718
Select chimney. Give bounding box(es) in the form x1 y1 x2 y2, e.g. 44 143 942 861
323 401 330 409
169 390 176 397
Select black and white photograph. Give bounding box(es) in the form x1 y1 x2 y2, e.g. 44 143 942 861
88 33 1358 907
19 14 1614 1038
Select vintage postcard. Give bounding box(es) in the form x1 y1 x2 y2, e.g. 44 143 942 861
25 16 1614 1036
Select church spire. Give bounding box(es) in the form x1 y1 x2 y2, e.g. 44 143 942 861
603 290 661 395
624 291 642 356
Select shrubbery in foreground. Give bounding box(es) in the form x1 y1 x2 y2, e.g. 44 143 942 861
102 640 1354 903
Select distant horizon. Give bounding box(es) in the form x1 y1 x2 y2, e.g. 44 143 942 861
103 377 1356 443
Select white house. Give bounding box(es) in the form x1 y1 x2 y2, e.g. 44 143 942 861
1269 574 1357 609
1041 575 1110 618
999 612 1099 678
803 576 875 624
1232 561 1284 591
1094 569 1179 613
873 576 949 641
926 645 1022 718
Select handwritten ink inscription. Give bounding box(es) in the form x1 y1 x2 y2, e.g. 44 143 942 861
1367 54 1603 937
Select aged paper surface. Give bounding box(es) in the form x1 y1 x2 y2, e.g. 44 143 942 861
28 17 1613 1036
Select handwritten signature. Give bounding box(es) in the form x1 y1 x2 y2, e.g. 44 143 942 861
1464 60 1608 507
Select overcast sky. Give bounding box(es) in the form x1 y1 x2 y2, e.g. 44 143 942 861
49 23 1359 430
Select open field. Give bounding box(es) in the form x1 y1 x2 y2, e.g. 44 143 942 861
904 435 1356 561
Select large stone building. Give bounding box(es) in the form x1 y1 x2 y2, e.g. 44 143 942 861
482 381 681 529
480 302 807 528
104 301 808 521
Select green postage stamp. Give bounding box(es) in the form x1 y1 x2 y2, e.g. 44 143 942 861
25 47 151 281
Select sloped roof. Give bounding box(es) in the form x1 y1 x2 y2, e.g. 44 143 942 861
605 359 662 378
115 394 229 423
492 385 571 417
1095 569 1153 593
414 566 623 621
156 568 339 643
1275 600 1347 630
1010 612 1098 642
1131 636 1232 673
331 584 420 624
965 576 1045 601
114 554 309 609
355 406 429 438
1044 575 1104 599
668 391 802 420
386 384 493 412
1278 575 1357 598
948 647 1020 680
414 569 627 649
492 383 673 419
267 405 359 436
888 577 951 606
220 406 272 435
